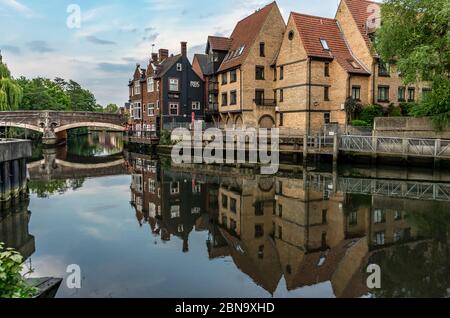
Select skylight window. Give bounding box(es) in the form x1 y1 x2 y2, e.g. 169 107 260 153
320 39 330 51
238 45 245 56
348 60 360 69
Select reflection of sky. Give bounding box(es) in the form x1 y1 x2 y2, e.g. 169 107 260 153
27 175 334 298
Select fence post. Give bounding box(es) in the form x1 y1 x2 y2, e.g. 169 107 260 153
333 134 339 164
434 139 441 168
303 135 308 164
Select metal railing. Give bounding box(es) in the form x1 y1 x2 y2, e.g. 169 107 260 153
253 99 277 107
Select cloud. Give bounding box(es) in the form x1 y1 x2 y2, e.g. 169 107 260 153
85 36 117 46
0 0 34 17
97 62 133 73
26 40 55 53
142 33 159 42
1 44 21 54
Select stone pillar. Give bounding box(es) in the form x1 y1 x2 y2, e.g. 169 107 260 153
10 159 20 197
1 161 11 201
303 135 308 165
333 134 339 164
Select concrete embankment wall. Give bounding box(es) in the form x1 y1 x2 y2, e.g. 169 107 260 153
374 117 450 139
0 139 32 202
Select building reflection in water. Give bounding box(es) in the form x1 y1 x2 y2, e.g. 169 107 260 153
0 193 35 261
127 153 450 298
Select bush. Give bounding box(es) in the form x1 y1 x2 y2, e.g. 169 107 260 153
359 104 384 126
388 104 402 117
399 102 416 116
159 129 176 146
351 120 370 127
0 243 38 298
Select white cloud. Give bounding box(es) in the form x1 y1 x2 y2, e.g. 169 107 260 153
0 0 34 17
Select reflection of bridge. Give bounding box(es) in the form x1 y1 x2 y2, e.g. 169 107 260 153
27 152 128 181
0 111 125 145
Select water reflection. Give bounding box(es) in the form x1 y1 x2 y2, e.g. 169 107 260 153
1 132 450 298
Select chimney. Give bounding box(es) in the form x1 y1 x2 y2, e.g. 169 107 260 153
181 41 187 57
151 53 158 63
159 49 169 62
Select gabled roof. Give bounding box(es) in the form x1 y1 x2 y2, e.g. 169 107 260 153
342 0 381 49
154 54 182 79
218 1 278 72
206 36 231 53
193 54 210 75
291 12 370 75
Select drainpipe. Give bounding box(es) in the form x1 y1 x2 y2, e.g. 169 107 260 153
307 58 312 135
372 60 376 104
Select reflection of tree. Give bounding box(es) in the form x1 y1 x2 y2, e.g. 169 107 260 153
28 179 85 198
67 135 105 157
370 207 450 298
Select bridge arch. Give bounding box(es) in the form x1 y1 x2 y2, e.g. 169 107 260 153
54 122 125 133
0 122 43 133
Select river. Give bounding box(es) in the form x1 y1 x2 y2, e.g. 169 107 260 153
1 131 450 298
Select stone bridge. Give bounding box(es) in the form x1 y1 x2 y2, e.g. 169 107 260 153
0 111 126 145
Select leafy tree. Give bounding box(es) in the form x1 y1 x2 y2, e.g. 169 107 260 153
375 0 450 130
0 243 38 298
345 97 363 123
359 104 384 126
0 57 22 111
66 80 96 112
104 103 119 113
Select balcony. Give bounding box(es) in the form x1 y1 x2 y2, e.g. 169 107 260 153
254 99 277 107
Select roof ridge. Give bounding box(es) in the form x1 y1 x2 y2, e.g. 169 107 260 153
291 12 336 22
234 1 276 25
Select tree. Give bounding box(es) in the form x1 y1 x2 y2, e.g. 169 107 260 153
104 103 119 113
375 0 450 130
0 55 22 111
66 80 96 112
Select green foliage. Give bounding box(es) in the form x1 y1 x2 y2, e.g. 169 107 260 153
351 120 370 127
359 104 384 126
104 103 119 113
0 243 38 298
0 62 23 111
375 0 450 129
344 97 363 122
399 102 416 116
387 104 402 117
159 129 174 145
28 179 85 198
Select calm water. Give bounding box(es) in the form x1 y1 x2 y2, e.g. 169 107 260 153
1 132 450 298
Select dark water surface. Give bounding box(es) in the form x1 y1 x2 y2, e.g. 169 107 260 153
1 132 450 298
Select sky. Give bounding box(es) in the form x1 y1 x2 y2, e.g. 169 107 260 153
0 0 342 107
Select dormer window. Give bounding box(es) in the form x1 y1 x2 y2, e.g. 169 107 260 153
320 39 330 51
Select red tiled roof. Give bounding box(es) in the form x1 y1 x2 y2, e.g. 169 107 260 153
292 12 370 75
343 0 381 49
218 1 277 73
207 36 231 52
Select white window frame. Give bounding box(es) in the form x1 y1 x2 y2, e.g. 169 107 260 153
192 101 201 110
148 178 156 193
169 103 179 116
148 103 155 116
133 102 142 120
134 80 141 95
147 78 154 92
320 39 330 51
176 63 183 72
169 78 179 91
171 205 180 219
170 182 180 194
156 100 160 109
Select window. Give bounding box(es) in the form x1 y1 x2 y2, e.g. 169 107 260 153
238 46 245 56
348 211 358 226
259 42 265 57
169 103 179 116
279 89 284 102
278 204 283 217
156 100 160 109
278 225 283 240
169 78 179 91
255 66 265 80
221 92 228 106
192 101 201 110
324 86 330 101
255 202 264 216
408 88 415 101
222 194 228 209
148 103 155 116
230 219 237 232
378 61 390 76
422 88 431 99
230 69 237 83
273 67 277 81
230 198 237 213
288 30 294 41
255 224 264 238
255 89 264 105
352 86 361 100
322 209 328 224
230 91 237 105
279 66 284 80
394 211 403 221
222 73 228 85
148 179 156 193
170 182 180 195
375 232 385 246
147 78 154 92
398 87 406 101
156 81 160 92
378 86 390 102
171 205 180 218
320 39 330 50
176 63 182 71
374 209 386 224
134 81 141 95
324 112 331 124
133 102 142 119
325 63 330 77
